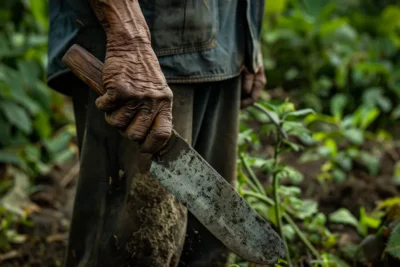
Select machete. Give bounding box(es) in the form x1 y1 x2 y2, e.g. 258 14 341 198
62 44 286 264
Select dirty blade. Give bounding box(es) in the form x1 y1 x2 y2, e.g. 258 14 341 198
150 131 286 264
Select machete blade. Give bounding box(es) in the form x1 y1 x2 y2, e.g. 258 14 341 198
150 131 286 264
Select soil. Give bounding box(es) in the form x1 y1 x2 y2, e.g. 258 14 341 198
1 139 400 266
0 159 78 267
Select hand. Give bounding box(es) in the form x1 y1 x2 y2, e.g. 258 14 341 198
241 64 267 109
96 46 173 154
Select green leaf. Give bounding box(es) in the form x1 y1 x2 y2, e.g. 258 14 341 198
332 168 346 183
320 18 348 37
329 208 360 230
29 0 49 32
282 108 315 120
312 253 350 267
324 138 338 156
0 101 32 134
343 128 364 145
265 0 288 15
277 166 304 184
359 152 380 175
360 108 380 130
386 224 400 259
33 112 51 139
44 131 74 154
0 151 22 165
302 0 330 18
53 148 75 164
331 93 348 118
359 207 381 236
293 199 318 219
0 115 11 146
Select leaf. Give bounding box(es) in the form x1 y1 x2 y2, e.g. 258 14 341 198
53 147 76 164
323 138 338 156
386 224 400 259
0 115 11 146
44 131 74 154
320 18 348 37
302 0 330 18
0 150 22 165
332 168 346 183
331 93 348 118
277 166 304 184
359 152 380 175
283 224 295 241
293 199 318 219
313 253 350 267
360 108 380 130
282 108 315 120
377 197 400 210
343 128 364 145
359 207 381 236
33 111 51 139
265 0 288 15
0 101 32 134
29 0 49 32
0 167 38 217
329 208 360 230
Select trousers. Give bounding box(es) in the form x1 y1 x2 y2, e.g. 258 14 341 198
65 76 241 267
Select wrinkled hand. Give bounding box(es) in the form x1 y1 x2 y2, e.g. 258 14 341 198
241 64 267 109
97 47 173 154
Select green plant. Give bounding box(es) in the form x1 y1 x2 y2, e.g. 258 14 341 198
302 103 387 183
0 1 76 181
262 0 400 127
234 100 351 266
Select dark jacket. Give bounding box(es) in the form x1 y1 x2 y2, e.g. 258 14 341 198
47 0 265 95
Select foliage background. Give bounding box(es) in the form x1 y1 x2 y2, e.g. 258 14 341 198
1 0 400 266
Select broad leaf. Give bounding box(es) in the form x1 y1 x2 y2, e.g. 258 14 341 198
329 208 359 230
386 224 400 259
0 101 32 134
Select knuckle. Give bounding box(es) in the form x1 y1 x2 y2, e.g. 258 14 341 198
106 116 125 129
128 126 148 140
152 128 171 141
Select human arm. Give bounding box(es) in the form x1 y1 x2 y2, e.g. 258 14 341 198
89 0 173 154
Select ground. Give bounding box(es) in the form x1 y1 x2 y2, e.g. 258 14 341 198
1 139 400 266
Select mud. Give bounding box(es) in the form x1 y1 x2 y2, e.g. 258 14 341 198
122 171 187 267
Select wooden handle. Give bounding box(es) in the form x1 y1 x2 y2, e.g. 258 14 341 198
61 44 106 96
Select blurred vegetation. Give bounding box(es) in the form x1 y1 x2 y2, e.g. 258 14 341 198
0 0 75 253
1 0 400 266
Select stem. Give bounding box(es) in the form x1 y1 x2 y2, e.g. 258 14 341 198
242 190 320 259
272 137 283 239
272 137 291 265
283 214 320 259
240 153 265 195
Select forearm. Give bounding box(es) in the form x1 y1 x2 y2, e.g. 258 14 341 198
89 0 166 89
89 0 151 45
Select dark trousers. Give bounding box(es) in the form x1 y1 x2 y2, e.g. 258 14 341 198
65 76 241 267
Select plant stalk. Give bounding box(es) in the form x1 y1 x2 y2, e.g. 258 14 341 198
240 153 265 195
241 190 320 259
